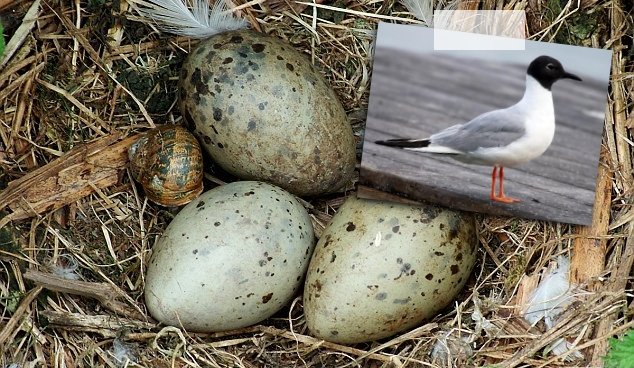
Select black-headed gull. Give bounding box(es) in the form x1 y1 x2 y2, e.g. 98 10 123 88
375 55 582 204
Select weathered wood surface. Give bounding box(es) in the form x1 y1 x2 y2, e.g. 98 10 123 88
0 133 140 229
360 49 608 225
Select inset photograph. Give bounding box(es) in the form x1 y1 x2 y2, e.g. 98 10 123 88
360 23 612 225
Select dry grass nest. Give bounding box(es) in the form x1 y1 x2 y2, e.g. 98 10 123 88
0 0 633 367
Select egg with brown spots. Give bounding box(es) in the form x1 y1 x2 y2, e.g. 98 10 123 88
179 29 356 196
303 196 477 344
145 181 315 332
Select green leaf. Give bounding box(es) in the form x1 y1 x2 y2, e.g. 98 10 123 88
1 290 22 314
605 330 634 368
0 22 5 58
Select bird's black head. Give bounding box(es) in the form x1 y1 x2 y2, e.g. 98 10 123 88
526 55 582 90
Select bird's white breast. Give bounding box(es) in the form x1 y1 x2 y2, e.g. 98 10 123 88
481 76 555 166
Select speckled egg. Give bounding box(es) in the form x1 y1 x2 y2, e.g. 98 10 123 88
303 196 477 344
178 29 356 196
145 181 315 332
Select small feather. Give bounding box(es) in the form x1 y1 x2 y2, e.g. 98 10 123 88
522 257 588 362
523 256 575 328
111 338 138 367
431 0 467 29
472 296 499 336
549 338 584 362
430 329 473 365
129 0 248 38
49 254 81 280
401 0 433 25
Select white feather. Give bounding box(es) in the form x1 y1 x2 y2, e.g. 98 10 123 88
111 338 138 366
431 0 468 29
129 0 248 38
49 254 81 280
522 256 584 361
429 329 473 364
472 296 499 336
523 256 575 328
549 338 584 361
401 0 434 25
405 145 464 154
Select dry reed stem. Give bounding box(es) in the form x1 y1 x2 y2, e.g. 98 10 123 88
0 0 41 69
570 144 611 287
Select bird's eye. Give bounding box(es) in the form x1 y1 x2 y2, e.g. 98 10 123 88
546 64 555 70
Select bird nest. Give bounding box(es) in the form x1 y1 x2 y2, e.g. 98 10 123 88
0 0 632 367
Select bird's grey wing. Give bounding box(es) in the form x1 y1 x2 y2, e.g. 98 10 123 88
430 109 526 153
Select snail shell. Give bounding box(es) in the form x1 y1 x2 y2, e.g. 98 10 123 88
129 125 204 206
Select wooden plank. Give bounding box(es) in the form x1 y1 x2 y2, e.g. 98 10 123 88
359 49 608 225
357 185 424 206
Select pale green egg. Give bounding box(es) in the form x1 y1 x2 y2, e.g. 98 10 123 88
145 181 315 332
303 196 477 344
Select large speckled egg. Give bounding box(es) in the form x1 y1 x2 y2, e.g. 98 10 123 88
178 29 355 196
145 181 315 332
303 196 477 344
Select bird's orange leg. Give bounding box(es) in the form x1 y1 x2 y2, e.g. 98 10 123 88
490 166 498 201
490 166 521 204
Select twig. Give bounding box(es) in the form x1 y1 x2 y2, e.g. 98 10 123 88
260 326 428 365
40 310 155 338
501 293 623 368
538 317 634 367
0 134 139 228
23 270 146 320
0 0 14 10
590 222 634 365
353 323 438 365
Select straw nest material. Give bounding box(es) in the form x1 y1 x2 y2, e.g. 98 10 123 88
0 0 632 367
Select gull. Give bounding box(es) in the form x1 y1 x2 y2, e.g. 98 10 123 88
375 55 582 204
